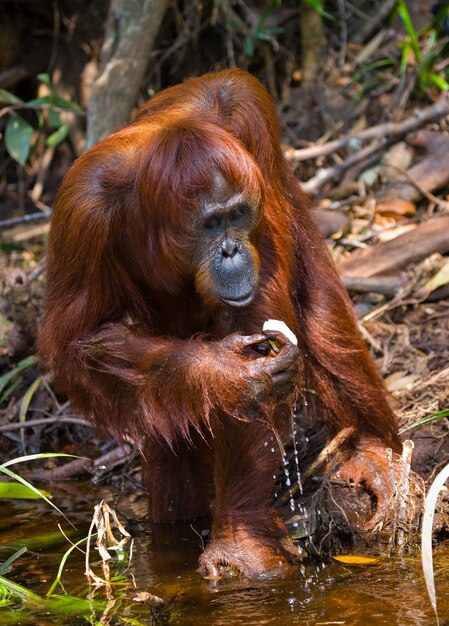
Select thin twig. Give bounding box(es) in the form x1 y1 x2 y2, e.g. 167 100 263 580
25 444 134 482
302 140 391 194
278 427 355 505
384 163 449 211
0 416 90 433
352 0 397 45
0 211 52 230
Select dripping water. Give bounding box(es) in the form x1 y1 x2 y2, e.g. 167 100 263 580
290 397 302 497
269 394 309 516
270 420 296 513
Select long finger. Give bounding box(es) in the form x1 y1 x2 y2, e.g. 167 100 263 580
222 333 268 350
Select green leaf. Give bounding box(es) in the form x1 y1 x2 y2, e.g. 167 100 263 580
304 0 324 9
0 466 53 502
244 35 255 57
48 94 84 113
0 530 76 553
27 94 84 113
26 96 51 108
37 73 52 87
429 73 449 91
0 89 24 105
0 455 80 528
45 594 105 616
304 0 334 20
48 107 61 127
5 114 34 165
0 482 51 500
254 30 271 42
46 122 69 147
0 355 38 395
19 377 41 423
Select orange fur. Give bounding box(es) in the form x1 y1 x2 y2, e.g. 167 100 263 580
38 70 400 577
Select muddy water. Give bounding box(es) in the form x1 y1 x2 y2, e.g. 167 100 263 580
1 484 447 626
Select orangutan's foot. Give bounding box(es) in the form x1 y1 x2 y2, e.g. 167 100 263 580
333 439 424 532
198 523 303 579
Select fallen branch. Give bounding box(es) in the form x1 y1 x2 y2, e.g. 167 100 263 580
337 214 449 279
25 444 134 482
341 274 407 296
379 130 449 206
0 211 52 230
286 96 449 162
302 140 391 195
0 416 90 432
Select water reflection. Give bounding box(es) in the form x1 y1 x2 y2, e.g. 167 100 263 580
0 485 444 626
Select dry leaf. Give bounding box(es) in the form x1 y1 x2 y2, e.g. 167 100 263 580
384 371 406 387
373 214 399 229
424 259 449 294
333 555 379 565
383 142 414 176
376 198 416 217
385 374 420 392
375 223 417 243
350 114 367 135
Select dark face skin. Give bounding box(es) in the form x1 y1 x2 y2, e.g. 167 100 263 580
192 172 262 309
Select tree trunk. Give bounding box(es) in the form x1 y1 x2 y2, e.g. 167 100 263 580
300 0 325 94
86 0 169 149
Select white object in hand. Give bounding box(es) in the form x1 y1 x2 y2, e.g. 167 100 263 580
263 319 298 346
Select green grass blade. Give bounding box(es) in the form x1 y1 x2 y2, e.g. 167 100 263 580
1 452 79 468
47 535 89 596
0 575 42 604
429 73 449 91
0 355 38 395
0 466 75 528
304 0 334 20
397 0 421 63
19 378 41 424
0 482 51 500
400 409 449 433
0 547 27 575
18 377 42 451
